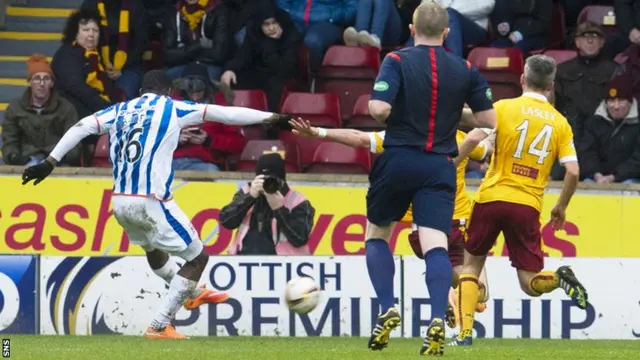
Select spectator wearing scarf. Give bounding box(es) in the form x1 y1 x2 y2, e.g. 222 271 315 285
164 0 226 82
51 8 119 161
81 0 148 100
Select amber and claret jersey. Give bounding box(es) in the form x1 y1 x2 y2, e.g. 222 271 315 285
476 92 577 212
369 130 487 224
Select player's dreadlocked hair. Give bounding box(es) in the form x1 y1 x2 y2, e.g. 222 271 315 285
140 70 173 96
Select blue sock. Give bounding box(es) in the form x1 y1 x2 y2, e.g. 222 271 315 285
424 247 453 321
365 238 395 314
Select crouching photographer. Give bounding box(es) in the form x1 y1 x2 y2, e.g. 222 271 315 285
220 153 315 255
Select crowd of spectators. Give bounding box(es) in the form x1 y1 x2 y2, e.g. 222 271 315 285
5 0 640 184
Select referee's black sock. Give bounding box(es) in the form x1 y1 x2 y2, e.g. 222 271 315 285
424 247 452 320
365 238 396 314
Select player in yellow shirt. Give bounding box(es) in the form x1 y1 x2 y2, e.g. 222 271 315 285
288 115 492 328
451 55 589 347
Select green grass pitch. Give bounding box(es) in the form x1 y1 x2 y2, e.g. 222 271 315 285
6 335 639 359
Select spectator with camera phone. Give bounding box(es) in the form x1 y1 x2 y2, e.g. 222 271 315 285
220 152 315 255
173 62 246 171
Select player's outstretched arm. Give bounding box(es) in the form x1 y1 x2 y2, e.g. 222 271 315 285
202 104 283 126
289 118 372 149
21 115 99 186
454 128 491 166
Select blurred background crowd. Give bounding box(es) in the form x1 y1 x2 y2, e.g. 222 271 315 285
0 0 639 184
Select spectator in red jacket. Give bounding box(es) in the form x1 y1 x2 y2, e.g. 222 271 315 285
173 62 247 171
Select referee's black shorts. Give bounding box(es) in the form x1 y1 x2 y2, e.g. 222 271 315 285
366 147 456 235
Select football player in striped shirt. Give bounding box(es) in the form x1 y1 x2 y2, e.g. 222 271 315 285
289 114 492 330
21 70 290 340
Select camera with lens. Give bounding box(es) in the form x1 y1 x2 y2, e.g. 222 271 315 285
262 176 283 194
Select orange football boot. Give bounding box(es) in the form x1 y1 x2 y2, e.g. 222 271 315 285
184 284 229 310
144 324 187 340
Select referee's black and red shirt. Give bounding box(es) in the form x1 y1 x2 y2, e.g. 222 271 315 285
370 45 493 157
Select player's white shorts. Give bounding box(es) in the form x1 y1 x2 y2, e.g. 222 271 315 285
112 195 203 261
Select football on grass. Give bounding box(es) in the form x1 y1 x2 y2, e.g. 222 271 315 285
284 276 320 314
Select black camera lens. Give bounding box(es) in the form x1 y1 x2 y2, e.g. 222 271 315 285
263 176 281 194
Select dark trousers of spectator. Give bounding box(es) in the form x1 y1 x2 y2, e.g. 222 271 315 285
236 71 286 113
294 21 342 73
355 0 403 46
116 66 144 100
491 37 547 54
444 8 488 57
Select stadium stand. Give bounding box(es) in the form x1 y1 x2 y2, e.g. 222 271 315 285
236 139 301 173
0 1 81 162
306 142 371 174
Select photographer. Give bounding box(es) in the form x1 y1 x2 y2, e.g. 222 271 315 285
220 153 315 255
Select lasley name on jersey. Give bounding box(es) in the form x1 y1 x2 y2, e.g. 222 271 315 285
521 105 557 122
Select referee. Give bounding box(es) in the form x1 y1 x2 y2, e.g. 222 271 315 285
362 1 497 356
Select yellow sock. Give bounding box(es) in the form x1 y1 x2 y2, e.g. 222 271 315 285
529 270 559 295
477 282 487 303
458 274 478 338
451 271 460 288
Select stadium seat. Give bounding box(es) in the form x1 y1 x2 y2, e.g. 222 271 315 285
232 89 268 111
92 134 111 168
543 49 578 64
279 129 326 169
236 140 300 173
577 5 618 36
344 94 384 131
306 142 371 174
281 92 342 128
549 3 567 49
316 46 381 120
467 47 524 102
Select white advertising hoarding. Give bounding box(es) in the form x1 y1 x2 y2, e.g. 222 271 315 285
402 257 640 339
39 256 402 337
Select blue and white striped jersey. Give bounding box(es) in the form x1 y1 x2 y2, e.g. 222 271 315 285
90 93 208 200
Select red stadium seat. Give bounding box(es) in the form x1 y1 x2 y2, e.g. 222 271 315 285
92 134 111 168
279 130 326 169
344 94 384 131
467 47 524 102
316 46 381 120
236 140 300 173
281 92 341 128
543 49 578 64
306 142 371 174
232 89 268 111
577 5 618 36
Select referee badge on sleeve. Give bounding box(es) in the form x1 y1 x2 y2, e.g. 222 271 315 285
486 88 493 101
374 81 389 91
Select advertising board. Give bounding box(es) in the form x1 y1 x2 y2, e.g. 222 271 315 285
39 255 403 337
0 255 37 334
1 177 638 257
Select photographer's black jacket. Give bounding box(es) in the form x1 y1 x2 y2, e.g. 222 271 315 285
219 185 315 255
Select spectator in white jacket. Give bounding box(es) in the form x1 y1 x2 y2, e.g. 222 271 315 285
416 0 494 57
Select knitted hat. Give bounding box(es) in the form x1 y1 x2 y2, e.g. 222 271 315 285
26 54 52 79
255 152 286 180
606 75 633 101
